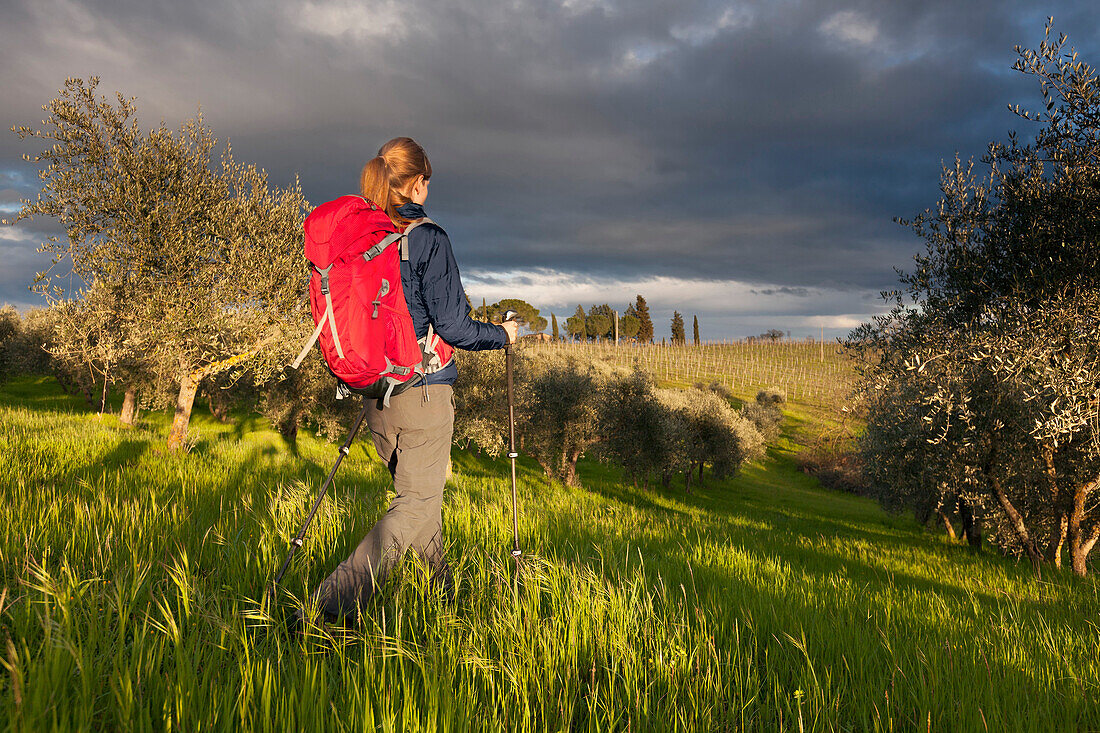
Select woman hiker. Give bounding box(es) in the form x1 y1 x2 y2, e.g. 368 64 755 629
308 137 517 623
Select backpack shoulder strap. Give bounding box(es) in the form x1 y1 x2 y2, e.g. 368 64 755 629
399 217 437 261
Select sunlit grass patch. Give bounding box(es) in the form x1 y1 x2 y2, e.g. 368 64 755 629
1 374 1098 730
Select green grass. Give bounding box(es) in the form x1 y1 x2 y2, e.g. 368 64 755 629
1 374 1098 731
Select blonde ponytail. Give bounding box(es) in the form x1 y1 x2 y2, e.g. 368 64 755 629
359 137 432 228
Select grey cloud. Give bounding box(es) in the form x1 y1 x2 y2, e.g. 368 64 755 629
751 287 811 297
1 0 1096 336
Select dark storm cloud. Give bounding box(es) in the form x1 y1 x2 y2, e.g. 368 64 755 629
1 0 1096 335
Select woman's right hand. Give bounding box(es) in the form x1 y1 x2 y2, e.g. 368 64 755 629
501 320 518 344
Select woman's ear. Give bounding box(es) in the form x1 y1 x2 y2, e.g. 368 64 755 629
410 175 430 204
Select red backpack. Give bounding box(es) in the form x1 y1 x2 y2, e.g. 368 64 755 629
291 195 455 404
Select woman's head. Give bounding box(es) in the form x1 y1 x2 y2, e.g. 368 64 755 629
360 137 432 226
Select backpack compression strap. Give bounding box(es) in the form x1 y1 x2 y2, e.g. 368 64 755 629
290 264 344 369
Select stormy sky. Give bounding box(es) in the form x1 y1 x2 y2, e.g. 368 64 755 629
1 0 1096 340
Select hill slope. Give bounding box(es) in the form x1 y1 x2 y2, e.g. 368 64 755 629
0 375 1097 731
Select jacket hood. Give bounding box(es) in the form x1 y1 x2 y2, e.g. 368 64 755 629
396 202 427 220
303 195 395 268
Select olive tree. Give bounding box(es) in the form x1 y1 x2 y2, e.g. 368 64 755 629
849 22 1100 575
655 388 763 491
741 388 785 443
0 306 20 383
259 351 360 448
978 292 1100 573
451 348 509 456
517 350 612 487
10 78 310 450
597 369 670 488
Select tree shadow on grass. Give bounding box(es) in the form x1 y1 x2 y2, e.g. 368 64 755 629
0 374 95 414
535 437 1070 616
444 452 1096 727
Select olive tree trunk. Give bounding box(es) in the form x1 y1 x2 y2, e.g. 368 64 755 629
1068 478 1099 577
167 373 200 453
1047 514 1067 568
958 497 982 550
120 385 138 425
989 472 1043 567
164 341 271 453
936 508 957 541
561 448 583 488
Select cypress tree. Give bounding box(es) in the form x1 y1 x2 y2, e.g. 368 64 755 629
551 312 559 340
634 295 654 343
671 311 686 344
693 315 700 345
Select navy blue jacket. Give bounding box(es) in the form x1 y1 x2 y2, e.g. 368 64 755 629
396 202 507 386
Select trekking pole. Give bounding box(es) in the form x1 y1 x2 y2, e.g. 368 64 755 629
267 398 371 604
503 311 522 570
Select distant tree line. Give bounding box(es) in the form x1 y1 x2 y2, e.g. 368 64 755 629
560 296 656 343
848 24 1100 576
469 295 718 346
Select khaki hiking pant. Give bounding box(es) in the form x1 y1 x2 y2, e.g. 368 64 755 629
316 384 454 618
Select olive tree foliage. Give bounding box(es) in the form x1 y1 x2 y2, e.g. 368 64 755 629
8 308 61 379
139 155 310 451
654 388 764 491
848 23 1100 575
977 293 1100 574
259 352 360 449
1 304 121 409
9 77 311 451
453 350 769 491
856 315 990 548
516 350 614 487
0 306 20 383
597 369 673 489
48 282 130 414
600 373 763 491
741 388 785 444
451 348 509 457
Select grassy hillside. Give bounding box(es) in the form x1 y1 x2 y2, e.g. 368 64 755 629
529 340 859 445
1 375 1098 731
530 340 856 407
